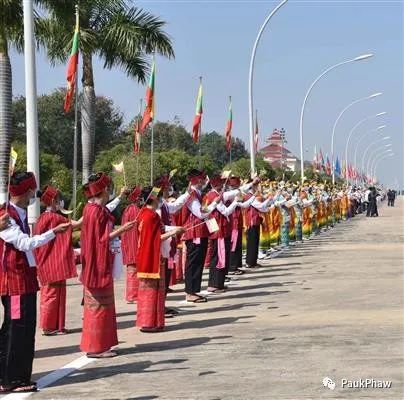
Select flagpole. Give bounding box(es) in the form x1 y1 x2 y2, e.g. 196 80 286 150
228 95 232 167
136 98 142 185
198 76 202 169
72 5 79 219
150 54 156 186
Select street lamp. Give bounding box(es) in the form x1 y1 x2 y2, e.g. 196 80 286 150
331 92 382 184
367 149 393 183
372 152 394 182
248 0 288 176
299 53 374 183
353 125 386 182
344 112 386 183
367 144 392 176
361 135 390 174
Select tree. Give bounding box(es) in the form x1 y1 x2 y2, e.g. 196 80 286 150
12 89 124 169
37 0 174 183
0 0 25 202
11 142 72 201
225 156 276 180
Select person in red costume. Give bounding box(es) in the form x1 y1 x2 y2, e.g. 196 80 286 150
121 186 142 304
0 172 70 393
80 173 135 358
136 187 184 332
34 186 79 336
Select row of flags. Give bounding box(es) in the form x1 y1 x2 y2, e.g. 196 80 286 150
312 147 371 181
62 8 258 157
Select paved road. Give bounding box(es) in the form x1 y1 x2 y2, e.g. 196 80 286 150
3 199 404 399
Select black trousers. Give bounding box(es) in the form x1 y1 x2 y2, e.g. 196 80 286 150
0 293 37 387
229 230 243 272
185 238 208 294
246 225 260 267
164 259 172 293
208 238 231 289
388 199 394 206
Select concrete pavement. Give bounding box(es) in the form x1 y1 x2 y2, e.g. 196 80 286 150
2 198 403 399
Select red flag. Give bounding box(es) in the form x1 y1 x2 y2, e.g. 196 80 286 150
134 118 141 154
141 60 155 132
225 98 232 152
254 111 259 154
192 81 203 143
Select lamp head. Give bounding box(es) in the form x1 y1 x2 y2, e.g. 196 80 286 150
354 53 374 61
376 112 387 117
369 92 382 98
376 125 386 130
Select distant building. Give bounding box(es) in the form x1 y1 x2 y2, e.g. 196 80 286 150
260 129 300 171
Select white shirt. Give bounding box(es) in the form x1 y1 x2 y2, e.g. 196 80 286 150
188 188 217 219
106 196 121 212
164 192 190 215
251 195 273 212
0 203 56 267
216 200 238 217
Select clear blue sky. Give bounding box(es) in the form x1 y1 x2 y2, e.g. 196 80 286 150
10 0 403 188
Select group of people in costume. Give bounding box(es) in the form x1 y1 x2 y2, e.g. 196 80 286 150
0 168 386 393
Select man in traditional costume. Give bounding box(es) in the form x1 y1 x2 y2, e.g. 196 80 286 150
244 180 273 268
34 186 78 336
181 169 219 303
0 172 70 393
80 173 135 358
121 187 142 304
136 187 183 332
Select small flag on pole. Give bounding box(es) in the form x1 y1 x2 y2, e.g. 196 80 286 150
254 110 259 154
221 170 232 179
192 79 203 143
169 169 177 179
64 6 80 113
134 118 141 154
205 218 219 234
9 147 18 175
141 59 155 132
112 161 124 173
225 97 232 152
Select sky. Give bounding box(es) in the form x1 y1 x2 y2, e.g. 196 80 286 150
10 0 404 188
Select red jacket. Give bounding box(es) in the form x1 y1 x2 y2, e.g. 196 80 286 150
0 205 39 296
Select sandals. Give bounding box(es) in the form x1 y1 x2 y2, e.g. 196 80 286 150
42 330 58 336
139 327 164 333
0 383 37 393
228 269 244 275
207 288 226 294
87 350 117 358
186 295 208 303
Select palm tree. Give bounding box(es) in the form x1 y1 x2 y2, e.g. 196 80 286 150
0 0 24 203
37 0 174 183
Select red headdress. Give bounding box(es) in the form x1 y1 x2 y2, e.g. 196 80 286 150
187 169 206 185
210 175 224 188
155 175 170 190
128 186 142 203
83 173 111 199
40 186 59 206
9 172 37 197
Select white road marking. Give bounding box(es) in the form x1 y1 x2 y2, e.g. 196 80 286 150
1 356 94 400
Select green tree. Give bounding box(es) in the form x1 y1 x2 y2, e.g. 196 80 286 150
12 89 124 169
11 142 72 201
225 156 275 180
37 0 174 183
0 0 25 202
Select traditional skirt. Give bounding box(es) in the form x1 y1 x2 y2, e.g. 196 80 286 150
270 208 281 246
295 220 303 241
175 247 184 283
281 223 289 247
136 260 166 330
80 284 118 354
302 208 312 238
40 280 66 332
259 212 271 252
126 264 139 302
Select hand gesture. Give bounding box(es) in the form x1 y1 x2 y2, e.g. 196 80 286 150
121 221 136 232
53 222 71 234
0 213 10 231
120 186 129 197
175 227 186 235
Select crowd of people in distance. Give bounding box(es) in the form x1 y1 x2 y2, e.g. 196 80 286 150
0 169 390 393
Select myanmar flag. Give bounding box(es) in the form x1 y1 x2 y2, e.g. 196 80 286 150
192 82 203 143
225 98 232 152
64 11 79 113
141 60 155 132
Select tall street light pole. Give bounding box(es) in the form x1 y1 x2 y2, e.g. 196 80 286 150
23 0 40 224
366 143 392 178
331 92 382 184
299 53 373 184
372 152 394 182
248 0 288 176
344 112 386 184
353 125 386 184
361 135 390 174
